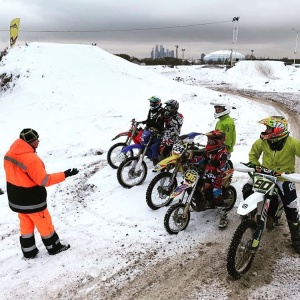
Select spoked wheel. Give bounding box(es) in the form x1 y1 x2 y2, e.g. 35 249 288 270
117 157 147 188
107 142 134 169
164 203 190 234
227 219 257 280
146 172 177 210
223 185 237 211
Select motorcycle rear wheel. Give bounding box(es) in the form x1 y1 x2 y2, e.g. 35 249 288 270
227 219 257 280
107 142 134 169
164 203 190 234
146 172 177 210
117 157 147 188
223 185 237 211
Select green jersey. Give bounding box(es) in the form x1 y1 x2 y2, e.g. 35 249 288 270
215 114 236 153
249 136 300 174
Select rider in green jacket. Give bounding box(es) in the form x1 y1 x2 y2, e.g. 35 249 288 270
211 102 236 157
245 116 300 254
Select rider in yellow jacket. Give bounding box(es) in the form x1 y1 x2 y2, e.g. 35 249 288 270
245 116 300 254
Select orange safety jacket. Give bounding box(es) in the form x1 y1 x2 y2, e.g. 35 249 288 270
4 139 66 213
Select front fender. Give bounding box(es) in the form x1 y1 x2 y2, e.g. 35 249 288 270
112 131 130 141
153 154 180 171
237 192 264 215
170 184 189 199
121 144 144 153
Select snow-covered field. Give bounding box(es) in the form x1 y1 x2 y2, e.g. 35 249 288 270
1 43 300 299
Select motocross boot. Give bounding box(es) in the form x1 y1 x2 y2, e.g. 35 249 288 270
218 207 228 229
288 221 300 254
48 243 70 255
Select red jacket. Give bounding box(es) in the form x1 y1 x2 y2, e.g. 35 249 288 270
4 139 65 213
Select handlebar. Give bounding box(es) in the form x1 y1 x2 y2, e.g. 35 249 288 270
236 162 280 177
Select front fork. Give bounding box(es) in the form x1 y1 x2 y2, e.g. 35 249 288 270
251 196 271 251
183 177 200 218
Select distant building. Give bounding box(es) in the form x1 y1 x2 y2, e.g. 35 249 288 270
203 50 245 63
151 45 175 59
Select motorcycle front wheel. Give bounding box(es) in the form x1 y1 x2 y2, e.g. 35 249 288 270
227 219 257 280
117 157 147 188
164 203 190 234
146 172 177 210
107 142 134 169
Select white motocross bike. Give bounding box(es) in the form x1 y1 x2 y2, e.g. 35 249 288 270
227 162 300 280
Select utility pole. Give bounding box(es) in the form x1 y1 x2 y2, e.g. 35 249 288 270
229 17 240 68
175 45 179 59
292 28 300 65
182 49 185 62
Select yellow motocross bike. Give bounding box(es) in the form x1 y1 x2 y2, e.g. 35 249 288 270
145 132 205 210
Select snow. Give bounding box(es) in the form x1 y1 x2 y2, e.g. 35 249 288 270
0 43 300 299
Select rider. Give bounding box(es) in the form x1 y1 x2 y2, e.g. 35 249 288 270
159 99 184 158
203 130 229 229
210 102 236 159
243 116 300 254
141 96 165 165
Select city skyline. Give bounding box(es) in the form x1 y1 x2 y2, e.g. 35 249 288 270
150 44 175 59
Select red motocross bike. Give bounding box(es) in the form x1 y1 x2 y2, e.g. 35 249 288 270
107 119 143 169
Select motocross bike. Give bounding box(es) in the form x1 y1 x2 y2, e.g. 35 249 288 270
107 118 143 169
145 132 206 210
117 128 162 188
226 163 300 280
163 167 236 234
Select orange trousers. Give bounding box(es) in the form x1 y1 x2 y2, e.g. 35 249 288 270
18 208 55 237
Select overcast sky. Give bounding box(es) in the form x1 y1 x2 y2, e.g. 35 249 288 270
1 0 300 59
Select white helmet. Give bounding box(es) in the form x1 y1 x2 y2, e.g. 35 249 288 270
210 102 231 119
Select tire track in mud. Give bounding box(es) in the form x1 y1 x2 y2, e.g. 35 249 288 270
71 219 294 300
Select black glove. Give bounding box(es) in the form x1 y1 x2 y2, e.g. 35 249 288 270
64 168 79 178
245 162 256 168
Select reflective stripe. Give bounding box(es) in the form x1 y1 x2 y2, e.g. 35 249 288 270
21 233 34 238
45 240 60 250
4 156 27 171
42 231 55 240
9 201 47 210
41 175 49 187
22 245 37 252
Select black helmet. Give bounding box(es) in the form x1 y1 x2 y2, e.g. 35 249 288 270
164 99 179 117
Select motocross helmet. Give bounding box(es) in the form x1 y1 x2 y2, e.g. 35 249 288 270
148 96 162 110
205 129 226 152
164 99 179 117
258 116 289 141
210 102 231 119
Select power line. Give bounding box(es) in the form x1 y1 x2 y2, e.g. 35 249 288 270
0 20 231 33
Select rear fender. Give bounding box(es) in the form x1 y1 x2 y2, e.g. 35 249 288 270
237 192 264 215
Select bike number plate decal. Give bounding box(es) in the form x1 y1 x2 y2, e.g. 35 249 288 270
184 170 198 186
172 143 185 155
253 176 274 193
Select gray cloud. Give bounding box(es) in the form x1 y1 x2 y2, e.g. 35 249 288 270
1 0 300 59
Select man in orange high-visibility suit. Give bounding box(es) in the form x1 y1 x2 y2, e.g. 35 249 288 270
4 128 79 259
